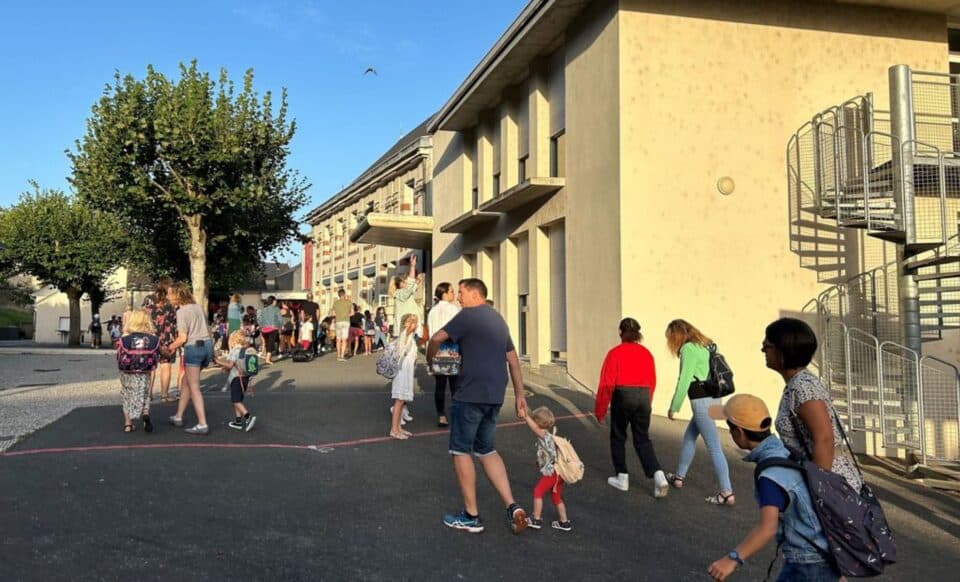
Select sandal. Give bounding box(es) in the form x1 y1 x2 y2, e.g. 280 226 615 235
438 416 449 428
389 431 409 440
160 396 175 405
123 424 135 433
666 473 684 489
706 492 736 506
400 429 413 437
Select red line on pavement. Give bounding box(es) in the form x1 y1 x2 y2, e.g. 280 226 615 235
0 412 591 458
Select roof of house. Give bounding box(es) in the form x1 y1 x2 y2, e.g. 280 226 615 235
304 114 435 224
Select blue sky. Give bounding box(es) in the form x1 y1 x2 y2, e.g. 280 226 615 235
0 0 523 261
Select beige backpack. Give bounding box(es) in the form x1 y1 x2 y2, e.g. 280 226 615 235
552 428 584 484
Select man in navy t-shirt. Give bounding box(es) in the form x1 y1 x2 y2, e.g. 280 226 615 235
427 278 529 535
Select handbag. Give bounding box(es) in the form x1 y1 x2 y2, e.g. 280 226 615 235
431 341 461 376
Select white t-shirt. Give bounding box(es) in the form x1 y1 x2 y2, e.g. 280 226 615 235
428 300 461 337
226 346 253 382
300 321 315 342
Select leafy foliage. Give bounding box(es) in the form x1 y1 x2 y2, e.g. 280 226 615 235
0 187 126 343
69 61 310 305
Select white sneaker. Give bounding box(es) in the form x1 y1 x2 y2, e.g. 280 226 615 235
653 470 669 498
607 473 629 491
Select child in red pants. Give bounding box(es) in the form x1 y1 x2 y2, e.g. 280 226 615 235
524 406 572 532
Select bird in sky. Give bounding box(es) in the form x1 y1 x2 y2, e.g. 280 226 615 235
364 67 378 76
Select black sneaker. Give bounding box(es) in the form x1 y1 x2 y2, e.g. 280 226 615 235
142 415 153 433
507 503 528 534
551 520 572 532
228 420 244 430
526 517 543 530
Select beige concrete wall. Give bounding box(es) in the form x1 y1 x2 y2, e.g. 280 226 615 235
563 0 624 384
32 268 149 344
617 0 948 418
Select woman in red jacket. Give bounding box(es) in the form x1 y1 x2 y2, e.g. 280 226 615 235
595 318 669 498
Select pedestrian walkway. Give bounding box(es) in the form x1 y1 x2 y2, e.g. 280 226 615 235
0 352 957 581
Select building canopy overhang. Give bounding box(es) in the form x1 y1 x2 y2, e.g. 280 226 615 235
350 213 434 250
441 209 502 233
478 177 565 213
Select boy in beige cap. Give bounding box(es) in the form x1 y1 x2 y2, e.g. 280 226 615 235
706 395 836 582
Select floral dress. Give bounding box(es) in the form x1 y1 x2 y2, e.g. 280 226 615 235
776 369 863 491
142 295 178 364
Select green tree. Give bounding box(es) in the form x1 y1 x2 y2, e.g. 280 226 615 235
0 187 125 345
69 61 310 310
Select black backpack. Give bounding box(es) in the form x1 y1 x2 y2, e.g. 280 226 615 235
291 348 314 363
755 416 897 578
700 343 735 398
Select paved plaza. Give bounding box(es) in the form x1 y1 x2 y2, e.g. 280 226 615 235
1 349 958 581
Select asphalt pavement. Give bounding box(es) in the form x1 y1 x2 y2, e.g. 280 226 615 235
1 352 957 581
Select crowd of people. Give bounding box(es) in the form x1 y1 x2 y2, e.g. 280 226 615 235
102 266 862 581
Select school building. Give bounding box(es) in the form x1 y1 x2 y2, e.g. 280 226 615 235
307 0 960 463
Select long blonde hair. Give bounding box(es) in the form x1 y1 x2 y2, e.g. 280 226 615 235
123 309 156 335
665 319 712 357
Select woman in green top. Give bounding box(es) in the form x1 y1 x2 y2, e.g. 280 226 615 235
392 254 424 338
664 319 734 505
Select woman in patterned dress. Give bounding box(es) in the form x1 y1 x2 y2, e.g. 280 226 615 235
763 317 862 490
142 277 179 404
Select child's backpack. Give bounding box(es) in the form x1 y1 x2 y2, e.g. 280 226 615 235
700 343 735 398
551 428 584 485
242 349 260 376
754 450 896 577
376 337 414 380
117 334 159 374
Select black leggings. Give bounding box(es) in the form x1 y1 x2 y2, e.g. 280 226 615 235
434 375 459 416
610 387 662 478
263 330 280 355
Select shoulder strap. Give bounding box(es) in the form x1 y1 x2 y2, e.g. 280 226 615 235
787 386 865 482
754 457 803 483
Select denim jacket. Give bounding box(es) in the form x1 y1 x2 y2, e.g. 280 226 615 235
744 436 830 564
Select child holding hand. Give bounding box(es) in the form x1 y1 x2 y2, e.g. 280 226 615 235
524 406 572 532
215 330 258 432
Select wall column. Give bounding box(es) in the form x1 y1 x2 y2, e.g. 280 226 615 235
528 62 551 179
527 226 552 367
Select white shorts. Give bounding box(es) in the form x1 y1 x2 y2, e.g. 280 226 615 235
335 321 351 340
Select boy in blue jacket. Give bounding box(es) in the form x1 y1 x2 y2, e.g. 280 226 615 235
707 395 838 582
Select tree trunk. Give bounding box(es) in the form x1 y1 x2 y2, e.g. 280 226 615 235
186 214 208 315
66 286 83 346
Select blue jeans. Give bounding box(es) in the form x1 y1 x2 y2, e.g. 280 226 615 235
183 339 213 369
777 560 840 581
676 397 732 492
448 401 500 456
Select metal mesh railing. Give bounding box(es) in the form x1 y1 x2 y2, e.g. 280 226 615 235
879 341 921 451
846 328 881 433
911 72 958 154
920 356 960 462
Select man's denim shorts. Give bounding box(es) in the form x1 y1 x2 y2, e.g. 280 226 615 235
183 339 213 369
448 401 501 456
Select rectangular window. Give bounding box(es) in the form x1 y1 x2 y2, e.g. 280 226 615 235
550 131 566 178
492 173 501 196
471 187 479 210
518 156 528 183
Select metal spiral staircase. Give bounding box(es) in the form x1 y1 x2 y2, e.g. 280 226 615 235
787 65 960 466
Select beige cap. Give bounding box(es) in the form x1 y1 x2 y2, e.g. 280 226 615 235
708 394 772 432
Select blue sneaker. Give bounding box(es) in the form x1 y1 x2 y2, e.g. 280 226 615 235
442 510 485 533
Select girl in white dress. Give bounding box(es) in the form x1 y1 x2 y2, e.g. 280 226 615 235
389 313 419 440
